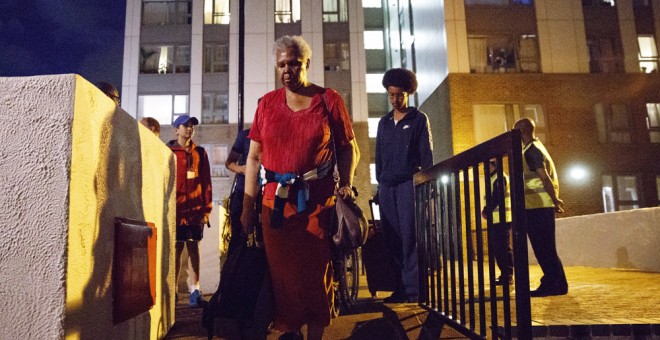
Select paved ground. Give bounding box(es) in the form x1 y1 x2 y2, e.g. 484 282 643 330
165 265 660 339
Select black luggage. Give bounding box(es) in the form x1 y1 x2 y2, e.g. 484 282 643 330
362 199 401 298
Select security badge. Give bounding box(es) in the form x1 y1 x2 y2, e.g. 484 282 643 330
187 170 196 179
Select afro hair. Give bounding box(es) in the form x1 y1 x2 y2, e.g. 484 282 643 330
382 68 418 94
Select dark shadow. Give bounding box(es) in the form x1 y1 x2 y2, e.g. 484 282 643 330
345 300 409 340
616 247 636 269
65 104 151 338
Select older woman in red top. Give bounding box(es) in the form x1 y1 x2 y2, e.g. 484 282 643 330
241 35 358 340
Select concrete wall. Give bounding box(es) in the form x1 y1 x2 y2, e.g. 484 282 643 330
528 207 660 273
0 74 176 339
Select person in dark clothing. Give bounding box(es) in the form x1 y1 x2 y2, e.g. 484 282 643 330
514 117 567 297
375 68 433 303
225 128 257 253
481 158 514 285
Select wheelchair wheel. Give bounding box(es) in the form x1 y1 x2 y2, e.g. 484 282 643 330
332 248 360 316
343 248 359 307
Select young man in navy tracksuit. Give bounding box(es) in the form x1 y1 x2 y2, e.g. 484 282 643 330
376 68 433 303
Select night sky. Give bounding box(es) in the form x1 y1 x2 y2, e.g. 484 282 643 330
0 0 126 89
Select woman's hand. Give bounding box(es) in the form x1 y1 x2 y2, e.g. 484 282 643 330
336 185 355 201
240 209 256 235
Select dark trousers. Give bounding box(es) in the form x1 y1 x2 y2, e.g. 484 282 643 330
378 180 418 297
526 208 567 289
490 222 514 279
228 190 246 255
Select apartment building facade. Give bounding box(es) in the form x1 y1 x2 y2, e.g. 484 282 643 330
370 0 660 217
121 0 371 203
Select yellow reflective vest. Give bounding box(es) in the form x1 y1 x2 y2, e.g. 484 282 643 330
490 173 512 224
522 139 558 209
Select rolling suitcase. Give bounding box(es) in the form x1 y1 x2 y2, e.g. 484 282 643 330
362 199 401 298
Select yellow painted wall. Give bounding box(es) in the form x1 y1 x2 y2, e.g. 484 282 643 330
66 75 176 339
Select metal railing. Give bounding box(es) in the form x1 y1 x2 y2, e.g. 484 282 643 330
414 130 531 339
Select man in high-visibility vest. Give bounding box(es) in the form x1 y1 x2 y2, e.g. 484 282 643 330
482 158 513 285
514 118 568 297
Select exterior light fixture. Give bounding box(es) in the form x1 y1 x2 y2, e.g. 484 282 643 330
568 165 589 183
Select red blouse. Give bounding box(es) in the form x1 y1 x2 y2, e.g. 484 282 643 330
249 87 354 175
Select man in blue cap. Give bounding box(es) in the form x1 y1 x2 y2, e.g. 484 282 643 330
166 115 213 307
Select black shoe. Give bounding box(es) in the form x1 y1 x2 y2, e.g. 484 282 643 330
383 292 408 303
494 276 513 286
530 284 568 297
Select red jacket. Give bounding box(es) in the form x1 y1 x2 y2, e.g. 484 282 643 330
167 140 213 226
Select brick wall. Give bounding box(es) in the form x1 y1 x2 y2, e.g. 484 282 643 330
442 73 660 217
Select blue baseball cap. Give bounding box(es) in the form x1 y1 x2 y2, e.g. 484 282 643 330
173 115 199 127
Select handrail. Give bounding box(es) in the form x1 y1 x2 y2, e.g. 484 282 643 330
414 130 531 339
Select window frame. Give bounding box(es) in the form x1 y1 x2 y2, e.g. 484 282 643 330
275 0 301 24
322 0 348 23
201 92 229 124
646 103 660 143
602 174 640 212
587 36 625 73
203 44 229 73
137 94 190 125
142 0 192 25
139 45 191 74
637 35 659 74
203 0 230 24
467 34 540 74
594 103 632 144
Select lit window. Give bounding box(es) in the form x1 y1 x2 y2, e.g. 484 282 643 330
638 35 658 74
203 44 229 73
140 45 190 74
594 103 631 143
323 0 348 22
138 94 190 125
364 31 384 50
204 0 230 24
366 73 385 93
202 93 229 124
468 35 539 73
368 118 380 138
275 0 300 23
362 0 382 8
602 175 639 212
473 103 547 145
473 104 517 144
370 163 378 184
646 103 660 143
142 0 192 25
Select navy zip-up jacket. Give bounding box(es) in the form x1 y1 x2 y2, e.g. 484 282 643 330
376 107 433 185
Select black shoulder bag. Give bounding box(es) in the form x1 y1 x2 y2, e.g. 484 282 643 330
322 92 369 251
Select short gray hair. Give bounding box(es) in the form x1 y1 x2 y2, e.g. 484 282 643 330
272 35 312 64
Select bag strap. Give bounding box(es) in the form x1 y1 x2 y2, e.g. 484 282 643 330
321 91 340 185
